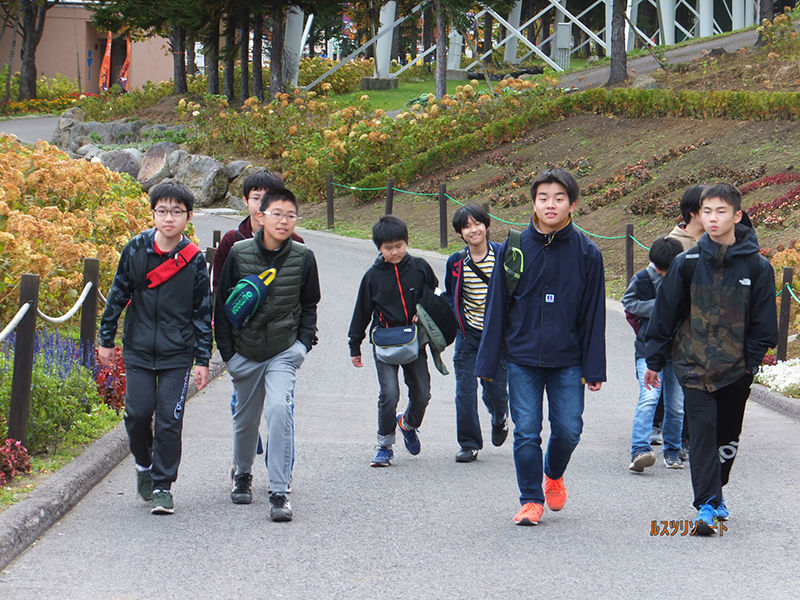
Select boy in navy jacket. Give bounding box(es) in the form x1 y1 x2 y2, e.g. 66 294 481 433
443 204 508 463
348 215 438 467
475 168 606 526
644 183 777 535
99 182 212 515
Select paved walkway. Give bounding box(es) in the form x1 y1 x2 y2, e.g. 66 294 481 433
1 226 798 599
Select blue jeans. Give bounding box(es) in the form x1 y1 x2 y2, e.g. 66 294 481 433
374 346 431 447
631 358 684 456
507 363 585 505
453 327 508 450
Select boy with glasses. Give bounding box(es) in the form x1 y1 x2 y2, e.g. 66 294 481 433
99 182 213 515
215 188 320 522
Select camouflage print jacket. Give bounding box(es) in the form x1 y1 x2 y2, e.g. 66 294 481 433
99 228 213 370
644 224 778 392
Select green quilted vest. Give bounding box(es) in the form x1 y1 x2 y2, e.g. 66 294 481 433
231 236 307 361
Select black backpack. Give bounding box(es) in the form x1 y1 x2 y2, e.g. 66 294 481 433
624 270 657 335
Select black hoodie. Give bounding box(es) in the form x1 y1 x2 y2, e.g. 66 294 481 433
348 252 438 357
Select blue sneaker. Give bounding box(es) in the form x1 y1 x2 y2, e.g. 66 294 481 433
370 445 394 467
694 503 718 535
397 414 421 455
716 498 729 521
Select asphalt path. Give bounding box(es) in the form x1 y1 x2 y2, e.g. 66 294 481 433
0 115 60 145
1 220 799 599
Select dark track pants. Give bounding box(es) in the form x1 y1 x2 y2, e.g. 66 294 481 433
124 365 192 491
682 374 752 510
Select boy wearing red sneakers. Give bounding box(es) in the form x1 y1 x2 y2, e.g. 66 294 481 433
475 168 606 526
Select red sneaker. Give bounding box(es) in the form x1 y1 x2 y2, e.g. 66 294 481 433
544 475 567 511
514 502 544 526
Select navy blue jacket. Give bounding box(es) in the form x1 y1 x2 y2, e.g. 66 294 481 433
474 219 606 382
443 241 503 335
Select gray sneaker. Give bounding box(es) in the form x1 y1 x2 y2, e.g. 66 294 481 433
649 427 663 446
629 450 656 473
136 469 152 501
151 490 174 515
269 493 293 522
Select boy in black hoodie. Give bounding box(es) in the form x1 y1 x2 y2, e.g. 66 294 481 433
644 183 777 535
348 215 438 467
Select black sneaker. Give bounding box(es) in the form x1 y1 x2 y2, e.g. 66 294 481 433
492 420 509 447
455 448 479 462
269 493 293 522
136 469 152 501
231 472 253 504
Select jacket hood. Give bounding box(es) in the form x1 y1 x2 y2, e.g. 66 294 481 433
145 228 191 255
698 222 760 262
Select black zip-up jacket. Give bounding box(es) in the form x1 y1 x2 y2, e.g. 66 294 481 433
99 228 213 369
348 252 438 357
645 224 778 391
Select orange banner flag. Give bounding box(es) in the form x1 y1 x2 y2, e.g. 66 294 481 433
118 37 130 91
99 31 112 91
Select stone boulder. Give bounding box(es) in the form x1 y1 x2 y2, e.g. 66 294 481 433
225 160 252 181
137 142 181 191
630 74 659 90
172 153 229 207
99 148 143 179
226 165 265 203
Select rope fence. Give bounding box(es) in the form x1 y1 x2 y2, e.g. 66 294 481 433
36 282 94 324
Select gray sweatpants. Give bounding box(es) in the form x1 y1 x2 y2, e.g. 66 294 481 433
227 341 306 494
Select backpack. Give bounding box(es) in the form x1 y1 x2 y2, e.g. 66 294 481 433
623 270 656 335
503 229 523 300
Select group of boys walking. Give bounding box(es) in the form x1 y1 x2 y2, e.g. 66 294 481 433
99 166 777 534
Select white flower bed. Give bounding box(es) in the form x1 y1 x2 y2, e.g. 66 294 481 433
755 358 800 398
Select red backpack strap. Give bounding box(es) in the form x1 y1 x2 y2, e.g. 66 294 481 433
146 241 202 288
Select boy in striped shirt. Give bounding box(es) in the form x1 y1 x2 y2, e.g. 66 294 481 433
444 204 509 463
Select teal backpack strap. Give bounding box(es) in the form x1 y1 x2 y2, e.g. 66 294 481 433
503 229 523 299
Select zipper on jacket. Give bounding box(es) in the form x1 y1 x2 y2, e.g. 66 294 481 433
394 264 410 325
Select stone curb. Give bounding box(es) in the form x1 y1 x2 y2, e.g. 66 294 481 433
0 352 227 571
749 383 800 421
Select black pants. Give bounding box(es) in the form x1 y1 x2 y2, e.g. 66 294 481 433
124 365 191 490
373 346 431 446
683 374 752 509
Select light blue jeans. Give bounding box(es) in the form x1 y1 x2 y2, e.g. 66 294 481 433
227 341 306 494
631 358 684 456
507 363 585 505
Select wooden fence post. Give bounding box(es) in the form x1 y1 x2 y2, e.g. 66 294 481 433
776 267 794 361
8 274 40 445
625 224 634 286
385 177 395 215
212 230 221 248
439 183 448 249
326 173 334 229
80 258 99 368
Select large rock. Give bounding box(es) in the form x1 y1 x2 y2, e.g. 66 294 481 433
173 154 229 207
630 74 659 90
167 149 189 177
227 165 265 202
99 148 143 178
137 142 181 191
225 160 252 180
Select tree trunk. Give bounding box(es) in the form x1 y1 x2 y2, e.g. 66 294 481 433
253 11 264 101
391 18 401 62
186 32 197 76
756 0 775 46
171 26 187 94
422 6 434 54
4 11 19 103
224 13 236 101
269 0 285 99
19 1 48 100
434 0 446 99
482 12 492 61
206 15 220 95
240 10 249 103
607 0 627 85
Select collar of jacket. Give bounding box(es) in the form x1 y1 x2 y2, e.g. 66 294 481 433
238 216 254 238
373 252 412 269
144 227 190 256
254 229 291 258
529 215 574 244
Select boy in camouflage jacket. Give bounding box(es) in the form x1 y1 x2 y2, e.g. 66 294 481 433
644 183 777 535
